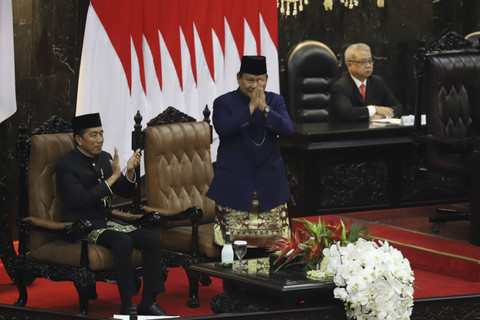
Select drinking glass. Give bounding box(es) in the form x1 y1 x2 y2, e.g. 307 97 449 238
233 240 247 270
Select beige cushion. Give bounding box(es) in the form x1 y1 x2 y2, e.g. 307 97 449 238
144 121 220 259
144 122 216 227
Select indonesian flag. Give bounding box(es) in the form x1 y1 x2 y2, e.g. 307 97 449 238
76 0 279 167
0 0 17 123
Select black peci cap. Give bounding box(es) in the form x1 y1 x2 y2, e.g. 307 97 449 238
239 55 267 75
71 113 102 132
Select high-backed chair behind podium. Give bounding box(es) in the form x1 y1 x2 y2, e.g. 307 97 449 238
413 32 480 234
286 40 339 123
132 107 220 308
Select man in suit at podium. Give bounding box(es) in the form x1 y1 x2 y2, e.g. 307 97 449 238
329 43 403 123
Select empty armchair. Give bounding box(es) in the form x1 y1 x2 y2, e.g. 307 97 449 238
132 107 220 308
286 40 339 123
413 32 480 235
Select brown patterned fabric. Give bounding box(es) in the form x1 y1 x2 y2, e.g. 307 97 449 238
214 197 290 248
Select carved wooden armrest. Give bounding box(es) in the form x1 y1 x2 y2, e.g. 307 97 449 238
142 206 203 223
141 206 204 256
22 216 73 230
21 217 92 243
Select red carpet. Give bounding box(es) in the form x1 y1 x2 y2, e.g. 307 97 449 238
293 204 480 282
338 204 480 282
0 259 221 318
2 204 480 318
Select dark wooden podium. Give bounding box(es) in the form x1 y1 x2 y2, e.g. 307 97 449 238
279 122 469 218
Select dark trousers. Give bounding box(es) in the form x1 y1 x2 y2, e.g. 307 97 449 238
97 228 165 300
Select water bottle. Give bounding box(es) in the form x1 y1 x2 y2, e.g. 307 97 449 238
221 231 234 268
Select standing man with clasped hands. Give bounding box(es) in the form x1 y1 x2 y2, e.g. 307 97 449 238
207 56 293 254
329 43 403 123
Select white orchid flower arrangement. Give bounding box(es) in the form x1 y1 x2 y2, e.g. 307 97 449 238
315 238 415 320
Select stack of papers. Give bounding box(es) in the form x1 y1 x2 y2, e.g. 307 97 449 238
370 118 402 125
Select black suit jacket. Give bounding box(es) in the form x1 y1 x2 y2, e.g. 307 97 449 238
56 148 136 230
329 72 403 122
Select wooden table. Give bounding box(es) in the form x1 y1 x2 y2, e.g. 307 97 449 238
279 122 469 217
189 258 342 314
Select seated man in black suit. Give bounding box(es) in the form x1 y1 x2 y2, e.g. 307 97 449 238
56 113 174 316
329 43 403 122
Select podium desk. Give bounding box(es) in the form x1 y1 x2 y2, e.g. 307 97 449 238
279 122 469 218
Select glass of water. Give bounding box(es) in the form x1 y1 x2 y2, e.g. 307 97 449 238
233 240 247 270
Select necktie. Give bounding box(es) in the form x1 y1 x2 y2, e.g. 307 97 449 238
360 83 366 102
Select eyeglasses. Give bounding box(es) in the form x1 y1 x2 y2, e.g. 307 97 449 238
349 59 374 66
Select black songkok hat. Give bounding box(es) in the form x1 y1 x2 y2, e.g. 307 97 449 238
71 113 102 132
239 55 267 75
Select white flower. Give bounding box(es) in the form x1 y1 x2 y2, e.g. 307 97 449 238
324 240 414 320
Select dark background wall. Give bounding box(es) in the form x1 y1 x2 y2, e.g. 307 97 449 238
1 0 479 236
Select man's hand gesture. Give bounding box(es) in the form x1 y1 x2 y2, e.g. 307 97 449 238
106 147 122 187
249 82 267 115
126 149 142 181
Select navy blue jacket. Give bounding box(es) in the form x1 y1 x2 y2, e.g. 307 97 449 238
206 88 294 212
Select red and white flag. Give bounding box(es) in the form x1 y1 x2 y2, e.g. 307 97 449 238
76 0 279 166
0 0 17 123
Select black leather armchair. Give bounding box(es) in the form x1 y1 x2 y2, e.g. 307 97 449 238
413 32 480 234
286 40 339 123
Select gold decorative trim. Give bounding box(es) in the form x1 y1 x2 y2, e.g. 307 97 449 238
465 31 480 40
371 236 480 264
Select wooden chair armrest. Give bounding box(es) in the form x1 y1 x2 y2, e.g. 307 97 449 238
142 206 203 223
142 206 185 216
21 217 92 243
139 206 203 256
22 217 73 230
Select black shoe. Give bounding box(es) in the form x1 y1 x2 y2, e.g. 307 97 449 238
137 302 176 316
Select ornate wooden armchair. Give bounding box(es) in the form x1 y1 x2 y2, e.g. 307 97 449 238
132 107 220 308
2 116 148 314
413 32 480 234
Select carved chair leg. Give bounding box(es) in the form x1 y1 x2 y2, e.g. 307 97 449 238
12 267 29 307
13 281 27 307
183 266 200 308
74 281 91 314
